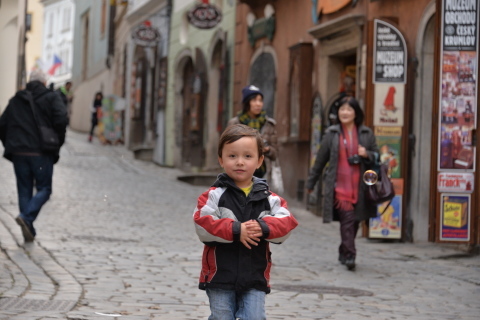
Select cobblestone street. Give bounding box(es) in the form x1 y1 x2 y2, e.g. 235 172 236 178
1 130 479 320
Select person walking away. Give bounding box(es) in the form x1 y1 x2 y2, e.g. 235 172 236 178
57 81 73 124
306 97 378 270
228 85 278 180
89 92 103 142
0 70 68 242
193 124 298 320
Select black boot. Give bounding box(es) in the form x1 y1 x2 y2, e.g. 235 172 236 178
345 257 355 271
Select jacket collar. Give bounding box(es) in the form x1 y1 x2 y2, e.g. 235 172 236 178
213 173 269 194
25 81 49 99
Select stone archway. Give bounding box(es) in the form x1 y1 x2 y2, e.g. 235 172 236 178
410 3 435 242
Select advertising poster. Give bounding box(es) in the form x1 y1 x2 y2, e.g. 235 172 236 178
440 194 471 241
438 0 478 171
369 195 402 239
99 96 123 145
374 83 404 126
437 172 475 193
376 134 402 178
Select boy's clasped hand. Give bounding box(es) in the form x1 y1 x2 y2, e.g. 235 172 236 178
240 219 263 249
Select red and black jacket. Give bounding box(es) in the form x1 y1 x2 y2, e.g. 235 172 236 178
193 173 298 293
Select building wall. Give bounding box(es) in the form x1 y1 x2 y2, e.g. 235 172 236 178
25 0 43 75
234 0 454 245
123 0 169 162
234 1 316 199
42 0 75 87
0 0 26 113
165 0 236 168
70 0 111 132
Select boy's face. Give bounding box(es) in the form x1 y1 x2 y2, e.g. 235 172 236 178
218 137 264 188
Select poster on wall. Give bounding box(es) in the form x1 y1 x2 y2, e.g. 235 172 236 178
438 172 475 193
374 83 404 126
440 194 471 241
374 128 402 179
438 0 478 171
369 195 402 239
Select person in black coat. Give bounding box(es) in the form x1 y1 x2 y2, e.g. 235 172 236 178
0 70 68 242
89 91 103 142
306 97 378 271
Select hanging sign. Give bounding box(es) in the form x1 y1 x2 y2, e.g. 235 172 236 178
132 21 160 47
373 20 407 83
188 3 222 29
437 0 478 171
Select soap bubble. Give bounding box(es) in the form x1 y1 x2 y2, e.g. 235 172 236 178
363 170 378 185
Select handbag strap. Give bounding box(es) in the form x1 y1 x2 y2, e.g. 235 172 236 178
379 199 393 216
26 90 41 130
26 89 51 130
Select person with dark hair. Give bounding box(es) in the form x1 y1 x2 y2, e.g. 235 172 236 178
228 85 278 180
89 92 103 142
306 96 378 270
193 124 298 320
57 81 73 125
0 69 68 242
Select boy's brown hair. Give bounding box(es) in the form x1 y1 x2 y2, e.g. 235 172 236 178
218 124 264 158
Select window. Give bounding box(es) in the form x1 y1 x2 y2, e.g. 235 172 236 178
26 13 32 32
48 13 53 37
62 7 71 31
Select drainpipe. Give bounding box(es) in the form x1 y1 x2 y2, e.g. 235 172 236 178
18 0 28 89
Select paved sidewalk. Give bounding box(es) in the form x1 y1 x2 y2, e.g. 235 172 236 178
1 130 479 320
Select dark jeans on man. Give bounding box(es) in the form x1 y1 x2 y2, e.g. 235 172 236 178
12 154 54 236
338 210 360 259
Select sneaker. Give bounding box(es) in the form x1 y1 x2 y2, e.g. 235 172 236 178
15 216 35 242
345 257 356 271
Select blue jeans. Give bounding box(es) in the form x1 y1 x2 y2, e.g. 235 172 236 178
206 288 266 320
12 155 54 236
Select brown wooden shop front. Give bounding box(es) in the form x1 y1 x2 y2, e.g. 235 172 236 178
236 0 480 247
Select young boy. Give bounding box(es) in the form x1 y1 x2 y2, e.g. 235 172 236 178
193 124 298 320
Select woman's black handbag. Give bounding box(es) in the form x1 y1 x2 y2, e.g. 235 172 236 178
365 163 395 214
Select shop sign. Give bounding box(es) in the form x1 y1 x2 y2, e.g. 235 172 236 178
438 172 474 193
440 194 471 241
437 0 478 171
443 0 477 51
188 3 222 29
373 20 407 83
132 22 160 47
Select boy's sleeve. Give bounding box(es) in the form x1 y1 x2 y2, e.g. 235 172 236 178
193 187 241 244
257 193 298 244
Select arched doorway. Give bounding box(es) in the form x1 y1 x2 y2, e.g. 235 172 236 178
130 47 148 147
250 52 276 117
181 58 199 167
410 13 435 242
179 50 207 170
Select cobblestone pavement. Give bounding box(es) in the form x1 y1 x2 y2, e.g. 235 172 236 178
1 130 479 320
